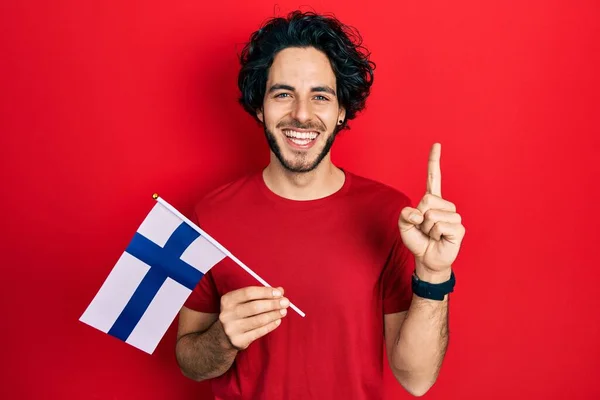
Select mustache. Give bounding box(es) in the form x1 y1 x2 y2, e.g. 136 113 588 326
276 119 325 132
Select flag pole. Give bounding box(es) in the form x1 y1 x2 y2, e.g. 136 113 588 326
152 193 306 318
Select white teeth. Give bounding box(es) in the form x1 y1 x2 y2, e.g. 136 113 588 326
283 130 318 140
290 138 311 145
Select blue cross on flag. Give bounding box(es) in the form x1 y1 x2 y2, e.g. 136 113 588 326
80 200 226 354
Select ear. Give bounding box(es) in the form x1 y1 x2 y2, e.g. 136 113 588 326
257 108 264 123
337 107 346 125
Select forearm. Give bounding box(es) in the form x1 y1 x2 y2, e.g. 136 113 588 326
176 320 238 381
391 267 450 395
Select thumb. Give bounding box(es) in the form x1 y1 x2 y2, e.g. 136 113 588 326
399 207 424 232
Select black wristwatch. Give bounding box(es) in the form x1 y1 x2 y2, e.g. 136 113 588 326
411 270 455 301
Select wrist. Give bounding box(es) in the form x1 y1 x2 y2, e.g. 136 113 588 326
412 263 455 301
415 262 452 284
214 320 240 352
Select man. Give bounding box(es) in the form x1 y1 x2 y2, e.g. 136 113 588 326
175 10 465 399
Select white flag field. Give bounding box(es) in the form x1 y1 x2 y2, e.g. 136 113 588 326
80 195 304 354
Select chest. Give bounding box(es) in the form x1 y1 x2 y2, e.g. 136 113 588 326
207 208 394 316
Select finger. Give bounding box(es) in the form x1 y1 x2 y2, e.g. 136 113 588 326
420 210 462 237
399 207 424 232
239 308 287 333
427 143 442 197
235 297 290 319
416 193 456 215
429 222 466 243
224 286 284 308
242 318 282 347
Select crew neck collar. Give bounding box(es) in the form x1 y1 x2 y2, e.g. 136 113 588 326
255 168 352 209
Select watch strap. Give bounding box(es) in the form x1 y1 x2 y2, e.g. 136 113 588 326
411 270 455 301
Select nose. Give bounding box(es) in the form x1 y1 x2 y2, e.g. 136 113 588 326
290 98 312 124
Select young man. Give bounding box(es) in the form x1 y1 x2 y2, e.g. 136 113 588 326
175 11 465 399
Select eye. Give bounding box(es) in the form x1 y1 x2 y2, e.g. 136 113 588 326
314 95 329 101
275 93 291 98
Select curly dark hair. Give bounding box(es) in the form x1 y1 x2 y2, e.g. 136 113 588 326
237 10 375 131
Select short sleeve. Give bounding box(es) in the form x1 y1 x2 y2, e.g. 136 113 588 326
182 208 221 313
184 269 221 313
381 209 415 314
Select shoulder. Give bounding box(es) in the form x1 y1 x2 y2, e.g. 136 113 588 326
201 171 259 202
345 170 412 209
343 170 411 242
192 170 262 217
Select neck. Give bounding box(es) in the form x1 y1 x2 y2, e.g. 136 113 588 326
262 156 345 201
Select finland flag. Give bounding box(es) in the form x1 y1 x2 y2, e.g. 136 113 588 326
80 196 226 354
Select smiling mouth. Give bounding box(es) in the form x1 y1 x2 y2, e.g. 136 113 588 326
282 129 320 146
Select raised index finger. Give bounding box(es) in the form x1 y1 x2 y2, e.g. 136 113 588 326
427 143 442 197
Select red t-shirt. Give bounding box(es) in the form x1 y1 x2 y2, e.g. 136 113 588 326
184 169 415 399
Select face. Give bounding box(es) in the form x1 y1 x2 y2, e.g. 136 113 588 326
257 47 346 173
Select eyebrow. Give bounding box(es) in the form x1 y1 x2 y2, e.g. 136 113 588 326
267 83 336 97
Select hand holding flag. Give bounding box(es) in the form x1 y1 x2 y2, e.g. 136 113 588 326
218 286 290 351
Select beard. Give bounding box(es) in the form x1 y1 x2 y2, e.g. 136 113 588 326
263 118 339 173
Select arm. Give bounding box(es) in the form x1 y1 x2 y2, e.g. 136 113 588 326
175 307 238 381
384 266 450 397
391 144 465 396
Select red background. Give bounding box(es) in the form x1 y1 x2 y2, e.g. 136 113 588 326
1 1 599 399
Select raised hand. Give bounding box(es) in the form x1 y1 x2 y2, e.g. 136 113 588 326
398 143 466 278
218 286 290 351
